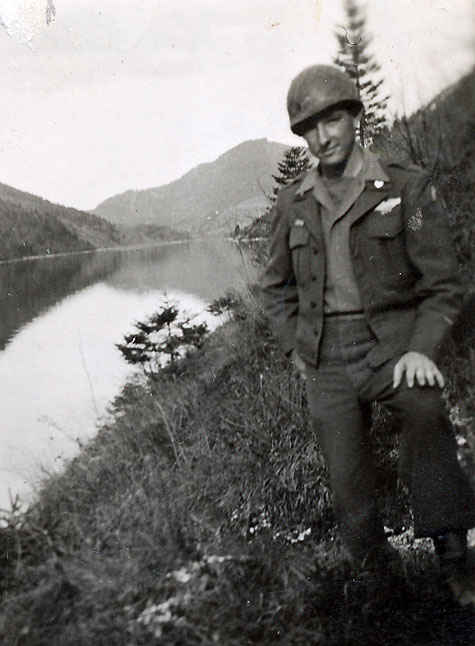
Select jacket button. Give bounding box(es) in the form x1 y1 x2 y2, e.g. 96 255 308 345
310 301 317 308
311 275 317 281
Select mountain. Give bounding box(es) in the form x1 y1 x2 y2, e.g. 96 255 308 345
118 224 191 244
196 195 270 235
0 182 123 260
94 139 288 232
0 182 191 261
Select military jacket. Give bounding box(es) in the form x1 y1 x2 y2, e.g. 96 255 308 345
260 159 463 368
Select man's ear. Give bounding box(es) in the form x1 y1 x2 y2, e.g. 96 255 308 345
352 108 363 130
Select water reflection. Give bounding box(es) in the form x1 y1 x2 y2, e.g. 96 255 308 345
0 239 253 509
0 252 121 350
105 240 254 297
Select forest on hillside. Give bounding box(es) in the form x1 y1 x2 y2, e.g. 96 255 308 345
0 199 95 260
0 186 190 261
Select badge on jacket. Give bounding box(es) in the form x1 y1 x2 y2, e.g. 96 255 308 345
375 197 401 215
408 207 424 231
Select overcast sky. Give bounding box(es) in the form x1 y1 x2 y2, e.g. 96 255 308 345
0 0 473 210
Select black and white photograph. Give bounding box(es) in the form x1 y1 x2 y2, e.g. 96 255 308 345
0 1 474 643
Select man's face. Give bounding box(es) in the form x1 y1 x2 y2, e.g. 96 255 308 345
301 107 357 169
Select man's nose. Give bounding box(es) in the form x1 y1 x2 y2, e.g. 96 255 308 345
316 122 330 147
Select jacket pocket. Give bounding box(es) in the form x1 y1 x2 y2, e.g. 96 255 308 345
289 225 312 285
367 212 404 239
366 213 415 288
289 225 310 248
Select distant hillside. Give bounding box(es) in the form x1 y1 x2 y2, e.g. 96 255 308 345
94 139 287 232
197 195 270 235
118 224 191 244
0 182 122 260
374 66 475 281
0 183 190 261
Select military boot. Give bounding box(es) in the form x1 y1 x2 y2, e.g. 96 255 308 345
433 530 475 607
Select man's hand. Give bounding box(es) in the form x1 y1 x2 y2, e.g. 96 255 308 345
393 351 445 389
291 349 307 380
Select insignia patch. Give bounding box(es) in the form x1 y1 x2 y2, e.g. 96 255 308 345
374 180 385 189
408 207 424 231
375 197 401 215
293 218 305 227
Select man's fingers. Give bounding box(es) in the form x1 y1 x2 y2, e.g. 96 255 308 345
406 364 415 388
434 367 445 389
393 361 403 388
416 367 426 386
292 351 307 381
423 363 444 388
393 353 445 390
426 370 435 387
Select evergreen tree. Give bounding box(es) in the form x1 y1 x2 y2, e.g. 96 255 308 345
116 301 209 377
333 0 389 146
272 147 312 199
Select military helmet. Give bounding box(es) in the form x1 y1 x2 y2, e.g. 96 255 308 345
287 65 363 135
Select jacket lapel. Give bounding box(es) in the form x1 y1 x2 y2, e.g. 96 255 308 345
290 155 393 240
292 191 322 243
346 180 392 227
292 180 390 242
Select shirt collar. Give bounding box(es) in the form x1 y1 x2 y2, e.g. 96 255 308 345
362 148 390 182
295 144 389 197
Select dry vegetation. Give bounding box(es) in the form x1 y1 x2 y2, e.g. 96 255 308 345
0 283 474 645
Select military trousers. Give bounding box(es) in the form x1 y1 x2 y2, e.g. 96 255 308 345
304 314 475 561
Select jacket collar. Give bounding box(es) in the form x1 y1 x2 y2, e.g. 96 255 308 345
295 144 390 201
291 145 393 241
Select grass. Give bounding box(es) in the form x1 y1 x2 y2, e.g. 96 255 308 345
0 284 474 645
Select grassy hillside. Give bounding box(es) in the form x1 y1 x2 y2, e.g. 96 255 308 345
0 288 473 645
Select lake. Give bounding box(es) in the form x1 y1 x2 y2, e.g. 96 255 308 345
0 239 255 510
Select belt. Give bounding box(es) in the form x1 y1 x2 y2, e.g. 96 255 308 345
324 310 365 319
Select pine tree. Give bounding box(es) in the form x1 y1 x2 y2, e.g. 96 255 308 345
333 0 389 146
116 301 209 377
272 147 312 199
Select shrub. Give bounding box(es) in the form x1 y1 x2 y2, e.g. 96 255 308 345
116 299 210 378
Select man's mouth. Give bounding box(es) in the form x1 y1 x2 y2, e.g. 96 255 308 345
320 146 338 157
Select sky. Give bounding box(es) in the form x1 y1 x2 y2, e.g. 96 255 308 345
0 0 473 210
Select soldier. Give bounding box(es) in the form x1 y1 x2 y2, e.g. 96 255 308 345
260 65 475 595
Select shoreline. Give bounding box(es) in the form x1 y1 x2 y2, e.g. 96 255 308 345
0 233 265 266
0 237 194 265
